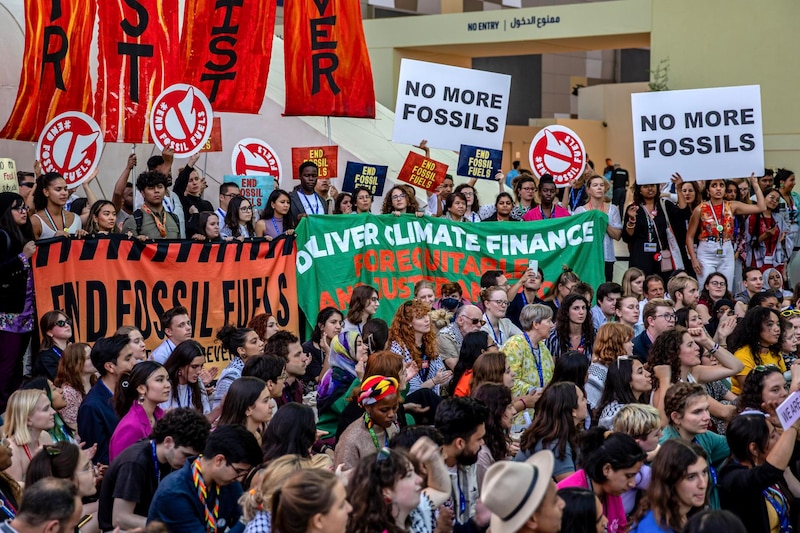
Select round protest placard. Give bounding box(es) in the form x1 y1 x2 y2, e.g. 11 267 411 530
149 84 213 157
528 125 586 187
231 138 283 180
36 111 104 188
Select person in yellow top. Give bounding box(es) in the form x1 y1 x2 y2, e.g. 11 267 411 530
728 306 785 395
503 304 554 425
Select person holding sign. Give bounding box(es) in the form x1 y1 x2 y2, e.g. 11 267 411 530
687 175 765 290
523 175 570 222
31 173 83 239
255 189 297 239
718 413 800 533
743 187 791 274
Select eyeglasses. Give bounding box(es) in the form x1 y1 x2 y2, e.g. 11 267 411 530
707 280 726 287
370 296 380 302
20 182 35 188
15 205 29 213
520 187 535 191
467 317 487 326
655 313 676 321
781 309 800 317
488 300 509 306
227 462 251 480
239 206 253 212
391 194 406 201
55 319 72 327
461 191 474 197
220 192 237 198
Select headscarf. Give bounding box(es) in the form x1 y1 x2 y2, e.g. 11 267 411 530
358 375 399 406
317 331 362 409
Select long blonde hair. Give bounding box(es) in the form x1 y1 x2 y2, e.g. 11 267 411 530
239 454 328 521
2 390 48 446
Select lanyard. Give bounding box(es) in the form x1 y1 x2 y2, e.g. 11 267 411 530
52 346 63 359
364 413 389 450
192 459 220 532
163 196 174 213
764 486 791 533
215 208 225 220
300 193 321 215
469 212 478 222
44 209 67 233
455 468 467 516
708 202 725 243
539 205 554 219
569 188 583 211
177 385 192 408
523 333 544 386
486 313 502 345
271 218 280 235
641 203 664 248
151 440 161 483
0 491 16 520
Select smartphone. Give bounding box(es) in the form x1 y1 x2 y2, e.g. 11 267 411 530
528 259 538 273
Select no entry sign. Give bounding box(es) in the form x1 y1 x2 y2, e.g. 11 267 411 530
528 125 586 187
231 138 283 181
37 111 104 187
149 84 213 157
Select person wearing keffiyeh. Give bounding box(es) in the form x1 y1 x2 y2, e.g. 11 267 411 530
316 331 369 441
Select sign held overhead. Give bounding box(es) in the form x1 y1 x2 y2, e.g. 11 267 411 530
631 85 764 184
392 59 511 151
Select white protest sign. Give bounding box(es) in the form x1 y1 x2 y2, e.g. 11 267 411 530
392 59 511 151
776 390 800 430
631 85 763 184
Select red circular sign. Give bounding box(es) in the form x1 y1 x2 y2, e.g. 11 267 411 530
36 112 103 187
149 84 213 157
528 125 586 187
231 138 283 180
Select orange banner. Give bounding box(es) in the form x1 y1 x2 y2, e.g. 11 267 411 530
32 237 298 371
94 0 180 142
180 0 276 113
0 0 94 141
283 0 376 117
291 146 338 178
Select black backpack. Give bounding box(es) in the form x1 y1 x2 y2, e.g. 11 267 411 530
132 209 181 235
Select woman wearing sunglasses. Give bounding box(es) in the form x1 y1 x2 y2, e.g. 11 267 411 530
0 193 36 412
33 310 73 382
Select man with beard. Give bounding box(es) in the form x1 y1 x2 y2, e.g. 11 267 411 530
435 397 489 532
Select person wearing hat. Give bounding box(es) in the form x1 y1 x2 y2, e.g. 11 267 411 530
0 192 37 413
481 450 565 533
334 375 400 470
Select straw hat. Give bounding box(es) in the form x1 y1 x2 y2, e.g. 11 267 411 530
480 450 555 533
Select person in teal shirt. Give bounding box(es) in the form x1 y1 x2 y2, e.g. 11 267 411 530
659 382 728 510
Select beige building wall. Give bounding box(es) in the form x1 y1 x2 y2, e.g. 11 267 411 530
650 0 800 171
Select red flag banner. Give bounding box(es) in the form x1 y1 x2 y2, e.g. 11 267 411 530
180 0 276 113
94 0 180 142
0 0 94 141
283 0 376 118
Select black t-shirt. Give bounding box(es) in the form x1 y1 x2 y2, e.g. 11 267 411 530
98 439 173 531
611 168 629 189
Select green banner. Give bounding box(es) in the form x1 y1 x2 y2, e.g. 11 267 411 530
295 211 608 329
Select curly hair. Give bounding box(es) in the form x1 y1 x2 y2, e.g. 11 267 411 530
632 439 708 532
664 382 707 427
380 186 419 214
519 382 581 461
387 300 436 368
552 294 595 355
592 323 634 366
736 366 784 414
727 307 781 366
54 343 95 398
471 383 512 461
346 448 417 533
248 313 275 343
648 326 688 390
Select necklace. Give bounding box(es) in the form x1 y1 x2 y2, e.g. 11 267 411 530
364 412 388 450
43 208 66 232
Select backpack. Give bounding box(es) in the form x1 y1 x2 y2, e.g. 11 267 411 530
133 209 180 235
